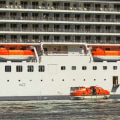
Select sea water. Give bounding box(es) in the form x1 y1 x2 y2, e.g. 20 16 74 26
0 99 120 120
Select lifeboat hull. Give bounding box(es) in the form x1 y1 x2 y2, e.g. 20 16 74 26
0 55 34 62
70 95 110 100
93 56 120 62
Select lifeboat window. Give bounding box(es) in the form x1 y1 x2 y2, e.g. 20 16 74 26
27 65 34 72
9 47 15 50
61 66 66 70
83 93 85 95
103 66 107 70
113 66 117 70
20 46 26 50
38 65 45 72
5 66 11 72
93 66 97 70
105 48 110 50
72 66 76 70
16 66 22 72
82 66 87 70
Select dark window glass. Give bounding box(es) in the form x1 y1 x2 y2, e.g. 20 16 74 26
113 66 117 70
38 65 45 72
82 66 87 70
16 66 22 72
5 66 11 72
93 66 97 70
27 65 34 72
61 66 66 70
72 66 76 70
103 66 107 70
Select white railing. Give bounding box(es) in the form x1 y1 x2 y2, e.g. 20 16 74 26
43 51 86 56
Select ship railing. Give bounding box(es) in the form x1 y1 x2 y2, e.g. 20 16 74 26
0 4 6 8
1 14 120 23
0 4 120 12
0 25 119 33
0 38 119 44
43 51 87 56
0 27 119 33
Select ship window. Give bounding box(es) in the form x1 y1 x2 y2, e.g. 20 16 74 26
103 66 107 70
16 66 22 72
113 66 117 70
93 66 97 70
61 66 66 70
38 65 45 72
27 65 34 72
72 66 76 70
105 48 110 50
5 66 11 72
82 66 87 70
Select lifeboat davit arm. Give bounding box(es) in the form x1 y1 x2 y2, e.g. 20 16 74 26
33 47 39 62
86 46 93 62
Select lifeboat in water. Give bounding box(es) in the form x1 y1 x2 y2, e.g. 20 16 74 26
70 86 110 100
92 48 120 62
0 48 34 62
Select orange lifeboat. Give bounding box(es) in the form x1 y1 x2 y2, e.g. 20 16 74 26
92 48 120 62
70 86 110 100
0 48 34 62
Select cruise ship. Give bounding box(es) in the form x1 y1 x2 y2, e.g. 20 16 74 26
0 0 120 100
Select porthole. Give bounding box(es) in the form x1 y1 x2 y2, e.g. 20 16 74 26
104 79 106 81
18 80 21 82
41 79 43 82
83 93 85 95
94 79 96 81
7 80 9 82
62 79 64 81
30 79 32 82
73 79 75 81
52 79 54 81
83 79 85 81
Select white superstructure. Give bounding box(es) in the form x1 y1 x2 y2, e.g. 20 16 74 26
0 0 120 100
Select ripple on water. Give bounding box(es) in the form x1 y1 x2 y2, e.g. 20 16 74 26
0 99 119 120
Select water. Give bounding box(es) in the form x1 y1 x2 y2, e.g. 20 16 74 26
0 99 120 120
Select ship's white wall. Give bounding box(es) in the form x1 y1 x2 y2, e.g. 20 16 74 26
0 55 119 96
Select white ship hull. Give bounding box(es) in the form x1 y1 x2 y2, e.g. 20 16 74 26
0 54 119 100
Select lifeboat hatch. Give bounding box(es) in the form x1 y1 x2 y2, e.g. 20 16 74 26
113 76 119 88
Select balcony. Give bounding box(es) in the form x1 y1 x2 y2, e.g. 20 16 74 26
0 2 119 13
1 14 120 23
